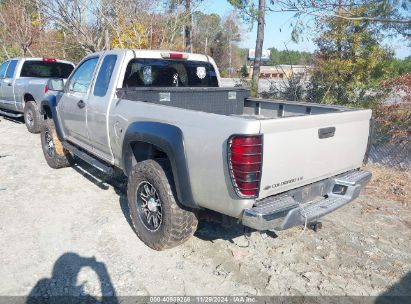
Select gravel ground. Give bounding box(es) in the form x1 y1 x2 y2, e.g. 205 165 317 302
0 116 410 299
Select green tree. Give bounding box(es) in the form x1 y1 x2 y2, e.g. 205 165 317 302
192 12 221 54
265 0 410 41
390 56 411 76
166 0 204 52
229 0 409 97
240 64 249 77
267 47 312 66
229 0 266 97
193 12 242 75
307 4 394 106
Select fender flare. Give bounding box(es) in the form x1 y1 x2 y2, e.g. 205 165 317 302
39 95 64 139
22 92 37 103
121 121 197 209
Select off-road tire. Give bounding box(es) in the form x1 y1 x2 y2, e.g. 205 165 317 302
24 100 41 133
127 159 198 250
41 119 72 169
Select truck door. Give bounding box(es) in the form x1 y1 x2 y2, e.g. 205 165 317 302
0 61 10 107
59 56 99 146
86 53 119 162
0 60 18 110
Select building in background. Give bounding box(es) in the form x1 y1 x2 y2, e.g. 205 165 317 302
246 65 311 80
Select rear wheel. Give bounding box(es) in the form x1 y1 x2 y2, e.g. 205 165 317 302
41 119 72 169
127 159 198 250
24 100 41 133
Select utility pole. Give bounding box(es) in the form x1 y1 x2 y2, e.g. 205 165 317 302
228 20 232 77
204 36 208 54
184 0 192 52
251 0 265 97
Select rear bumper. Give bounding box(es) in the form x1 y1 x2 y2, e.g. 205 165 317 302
241 170 372 231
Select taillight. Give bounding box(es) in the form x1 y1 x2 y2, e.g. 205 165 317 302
228 135 263 198
43 57 57 62
160 52 188 60
44 84 49 93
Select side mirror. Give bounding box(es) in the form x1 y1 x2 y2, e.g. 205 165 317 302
47 78 64 92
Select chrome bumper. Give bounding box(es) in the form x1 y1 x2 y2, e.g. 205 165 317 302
242 170 372 231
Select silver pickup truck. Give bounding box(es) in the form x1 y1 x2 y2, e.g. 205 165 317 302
39 49 372 250
0 57 74 133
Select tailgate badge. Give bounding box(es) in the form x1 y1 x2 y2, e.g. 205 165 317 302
264 176 303 190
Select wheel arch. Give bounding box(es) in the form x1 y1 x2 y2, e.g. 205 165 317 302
23 93 35 103
122 121 197 209
39 96 64 139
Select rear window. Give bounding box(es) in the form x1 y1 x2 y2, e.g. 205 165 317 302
123 58 218 88
20 61 74 78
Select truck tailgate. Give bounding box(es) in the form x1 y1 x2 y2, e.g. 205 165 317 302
258 109 372 199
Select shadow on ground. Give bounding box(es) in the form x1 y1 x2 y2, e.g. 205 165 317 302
26 252 118 304
375 272 411 304
0 114 25 124
194 210 247 243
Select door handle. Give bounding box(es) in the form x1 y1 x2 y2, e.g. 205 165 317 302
318 127 336 139
77 100 86 109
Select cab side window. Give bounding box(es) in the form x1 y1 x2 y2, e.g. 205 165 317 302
93 55 117 97
0 61 9 78
5 60 18 78
68 57 99 94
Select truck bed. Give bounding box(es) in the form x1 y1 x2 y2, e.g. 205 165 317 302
117 87 355 119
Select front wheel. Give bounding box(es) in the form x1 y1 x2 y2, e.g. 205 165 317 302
41 119 72 169
24 100 41 133
127 159 198 250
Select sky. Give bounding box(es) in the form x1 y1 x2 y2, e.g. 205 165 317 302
199 0 410 59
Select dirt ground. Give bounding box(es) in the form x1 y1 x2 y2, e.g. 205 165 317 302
0 116 410 298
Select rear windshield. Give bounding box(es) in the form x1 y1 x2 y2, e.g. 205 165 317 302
123 58 218 88
20 61 74 78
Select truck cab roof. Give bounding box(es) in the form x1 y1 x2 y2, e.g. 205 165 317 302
8 57 75 66
84 49 212 63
